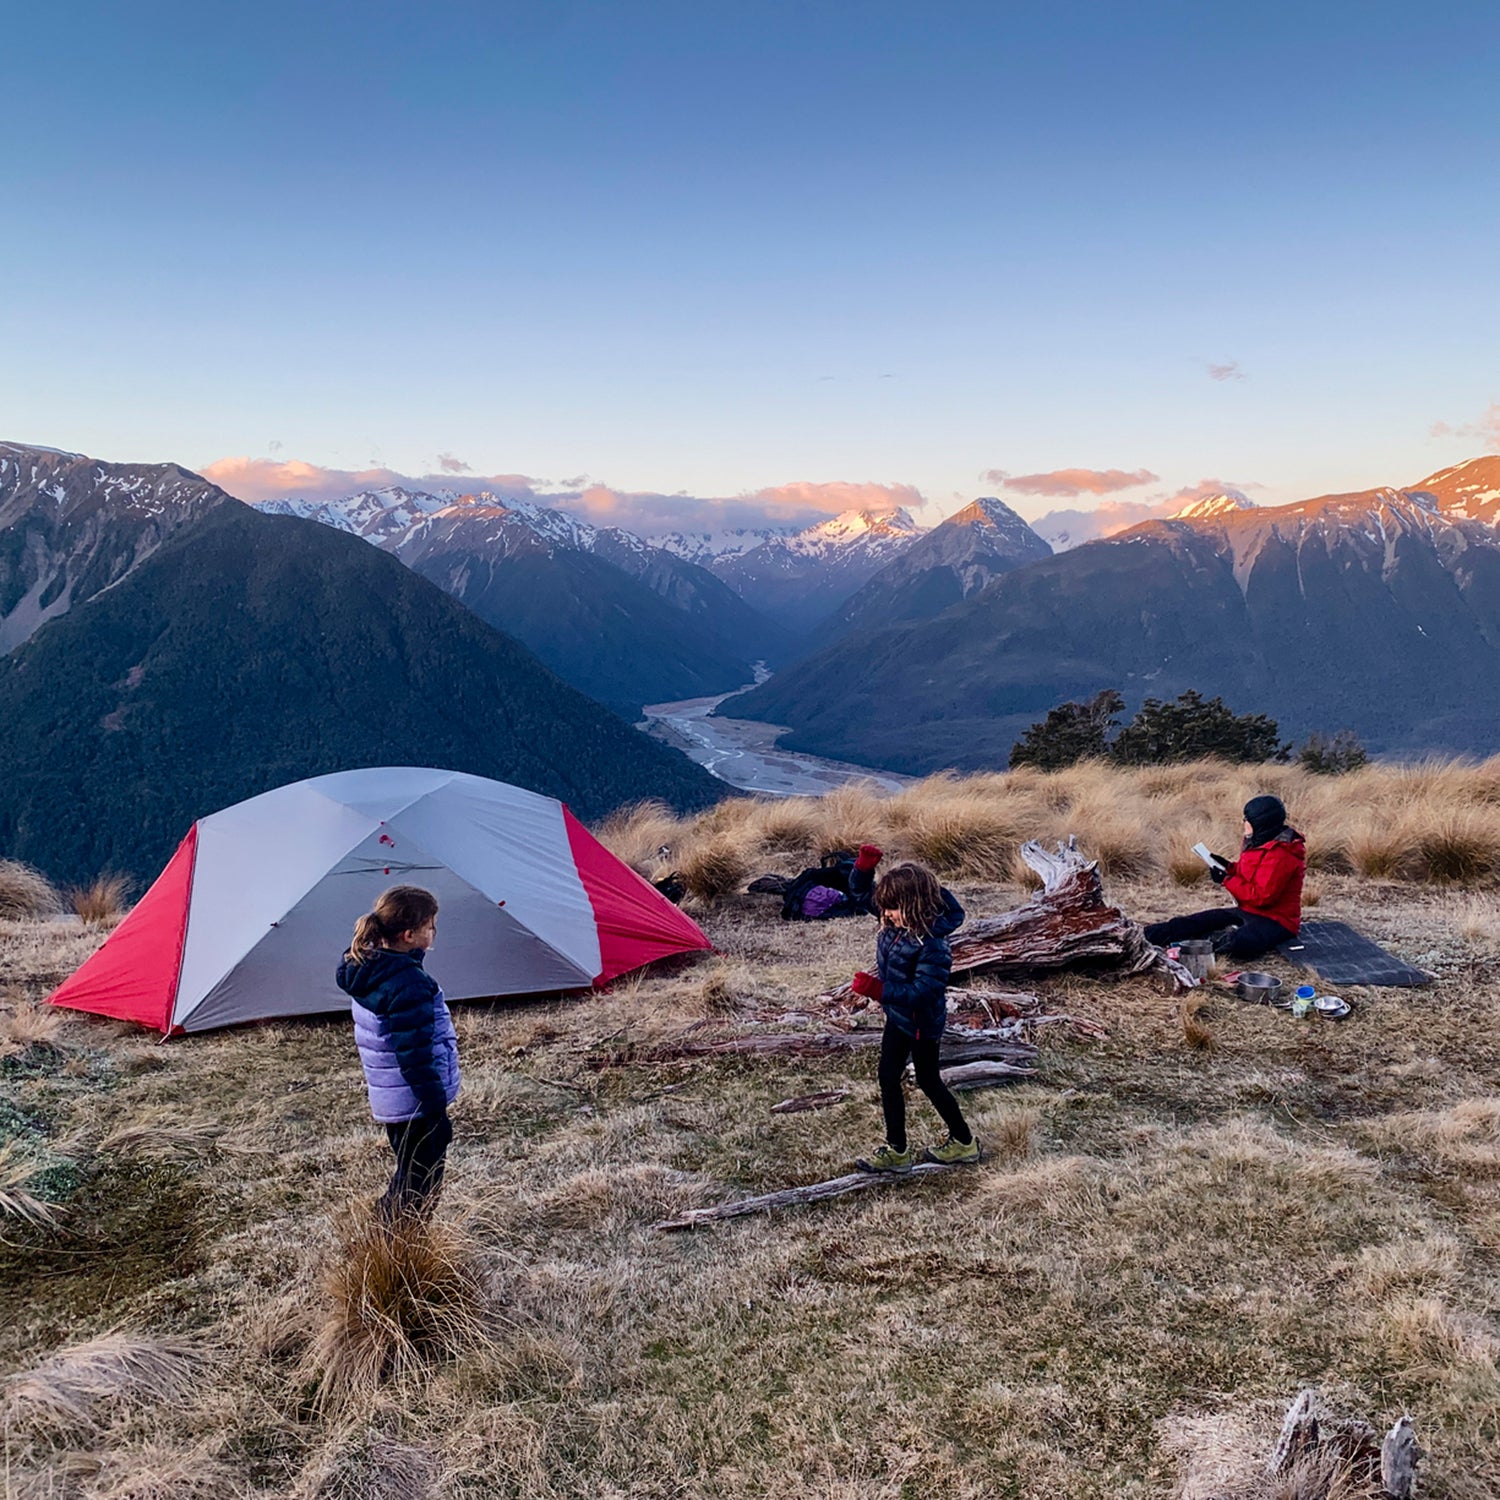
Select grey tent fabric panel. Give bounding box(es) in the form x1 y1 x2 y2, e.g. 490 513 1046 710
180 829 594 1031
1279 920 1433 988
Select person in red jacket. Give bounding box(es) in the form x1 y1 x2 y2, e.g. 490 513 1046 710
1145 795 1306 960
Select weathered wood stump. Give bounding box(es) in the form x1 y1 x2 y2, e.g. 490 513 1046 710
949 838 1191 985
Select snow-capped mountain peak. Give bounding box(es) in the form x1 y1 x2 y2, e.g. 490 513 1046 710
1170 492 1258 521
784 507 922 557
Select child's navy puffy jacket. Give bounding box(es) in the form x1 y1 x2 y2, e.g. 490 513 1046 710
335 948 460 1124
850 866 965 1040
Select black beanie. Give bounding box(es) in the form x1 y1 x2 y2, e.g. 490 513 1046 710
1243 794 1287 847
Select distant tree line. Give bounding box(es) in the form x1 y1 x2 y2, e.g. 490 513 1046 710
1009 689 1368 773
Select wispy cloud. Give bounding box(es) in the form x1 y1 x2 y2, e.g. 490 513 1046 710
1206 360 1246 381
437 452 471 473
983 466 1159 498
1030 478 1254 549
201 457 928 538
1431 401 1500 451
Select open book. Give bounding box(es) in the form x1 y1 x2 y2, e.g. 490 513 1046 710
1192 842 1229 873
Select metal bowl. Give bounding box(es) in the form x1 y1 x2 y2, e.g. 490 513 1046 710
1314 995 1351 1019
1237 972 1282 1005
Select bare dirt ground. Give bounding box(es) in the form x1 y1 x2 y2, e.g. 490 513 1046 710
3 770 1499 1498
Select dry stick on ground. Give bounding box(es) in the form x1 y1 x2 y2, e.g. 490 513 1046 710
654 1162 964 1232
770 1090 851 1114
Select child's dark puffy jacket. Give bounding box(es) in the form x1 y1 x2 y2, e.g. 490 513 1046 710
335 948 460 1124
850 865 965 1040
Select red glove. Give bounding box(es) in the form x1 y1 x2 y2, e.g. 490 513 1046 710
854 844 884 872
851 970 884 1001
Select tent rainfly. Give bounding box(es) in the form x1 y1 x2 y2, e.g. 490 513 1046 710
49 767 711 1033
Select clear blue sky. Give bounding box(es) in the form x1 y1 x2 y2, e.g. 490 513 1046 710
3 0 1497 516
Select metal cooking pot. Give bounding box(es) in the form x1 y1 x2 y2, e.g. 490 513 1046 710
1236 972 1282 1005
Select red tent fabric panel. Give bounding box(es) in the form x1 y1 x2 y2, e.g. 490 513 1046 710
562 809 711 982
49 825 198 1033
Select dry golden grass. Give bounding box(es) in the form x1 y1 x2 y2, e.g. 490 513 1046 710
600 758 1500 903
4 1332 203 1435
68 873 134 927
0 859 60 921
673 836 750 902
7 763 1500 1497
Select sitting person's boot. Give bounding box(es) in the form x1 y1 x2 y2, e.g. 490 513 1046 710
856 1142 915 1174
925 1134 981 1165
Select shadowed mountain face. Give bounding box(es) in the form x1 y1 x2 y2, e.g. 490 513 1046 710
0 503 722 884
0 442 225 653
260 487 790 714
831 497 1051 637
392 502 789 716
728 487 1500 774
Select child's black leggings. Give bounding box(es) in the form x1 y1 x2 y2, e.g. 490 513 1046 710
878 1025 972 1152
379 1110 452 1219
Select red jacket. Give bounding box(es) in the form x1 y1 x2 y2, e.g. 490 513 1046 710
1223 832 1305 934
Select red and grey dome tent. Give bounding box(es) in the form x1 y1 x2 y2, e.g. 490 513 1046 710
50 767 711 1034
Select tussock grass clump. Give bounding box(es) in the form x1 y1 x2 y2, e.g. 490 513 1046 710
592 800 684 874
904 806 1018 880
1410 808 1500 884
675 837 750 902
4 1332 203 1435
1181 994 1216 1051
1168 846 1210 886
310 1207 493 1400
68 872 133 927
0 1140 67 1230
0 858 60 920
745 796 823 854
0 1000 64 1054
294 1432 441 1500
694 964 746 1017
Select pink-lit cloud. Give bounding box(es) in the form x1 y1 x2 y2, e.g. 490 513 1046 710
1431 401 1500 451
1030 478 1254 549
983 466 1159 498
437 452 471 473
201 457 927 538
1206 360 1246 381
200 456 541 505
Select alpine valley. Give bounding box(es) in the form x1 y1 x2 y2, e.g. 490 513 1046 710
730 458 1500 773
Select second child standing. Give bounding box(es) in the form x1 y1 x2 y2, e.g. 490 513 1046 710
848 846 980 1173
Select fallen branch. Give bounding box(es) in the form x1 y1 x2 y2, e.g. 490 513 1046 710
654 1162 963 1231
940 1060 1037 1089
770 1090 850 1114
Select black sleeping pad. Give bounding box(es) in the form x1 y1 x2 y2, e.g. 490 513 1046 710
1278 920 1433 988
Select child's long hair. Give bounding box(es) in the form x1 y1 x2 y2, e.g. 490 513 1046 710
347 885 440 963
873 862 945 938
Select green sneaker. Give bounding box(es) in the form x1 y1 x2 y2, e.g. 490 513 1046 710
856 1143 915 1174
925 1134 981 1166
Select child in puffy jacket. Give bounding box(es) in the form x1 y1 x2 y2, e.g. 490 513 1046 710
335 885 460 1220
848 847 979 1173
1145 795 1307 961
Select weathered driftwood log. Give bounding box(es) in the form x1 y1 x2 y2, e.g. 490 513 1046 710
654 1162 961 1231
1381 1414 1421 1499
770 1090 850 1114
817 839 1191 996
949 838 1190 985
939 1060 1036 1090
1266 1388 1406 1494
